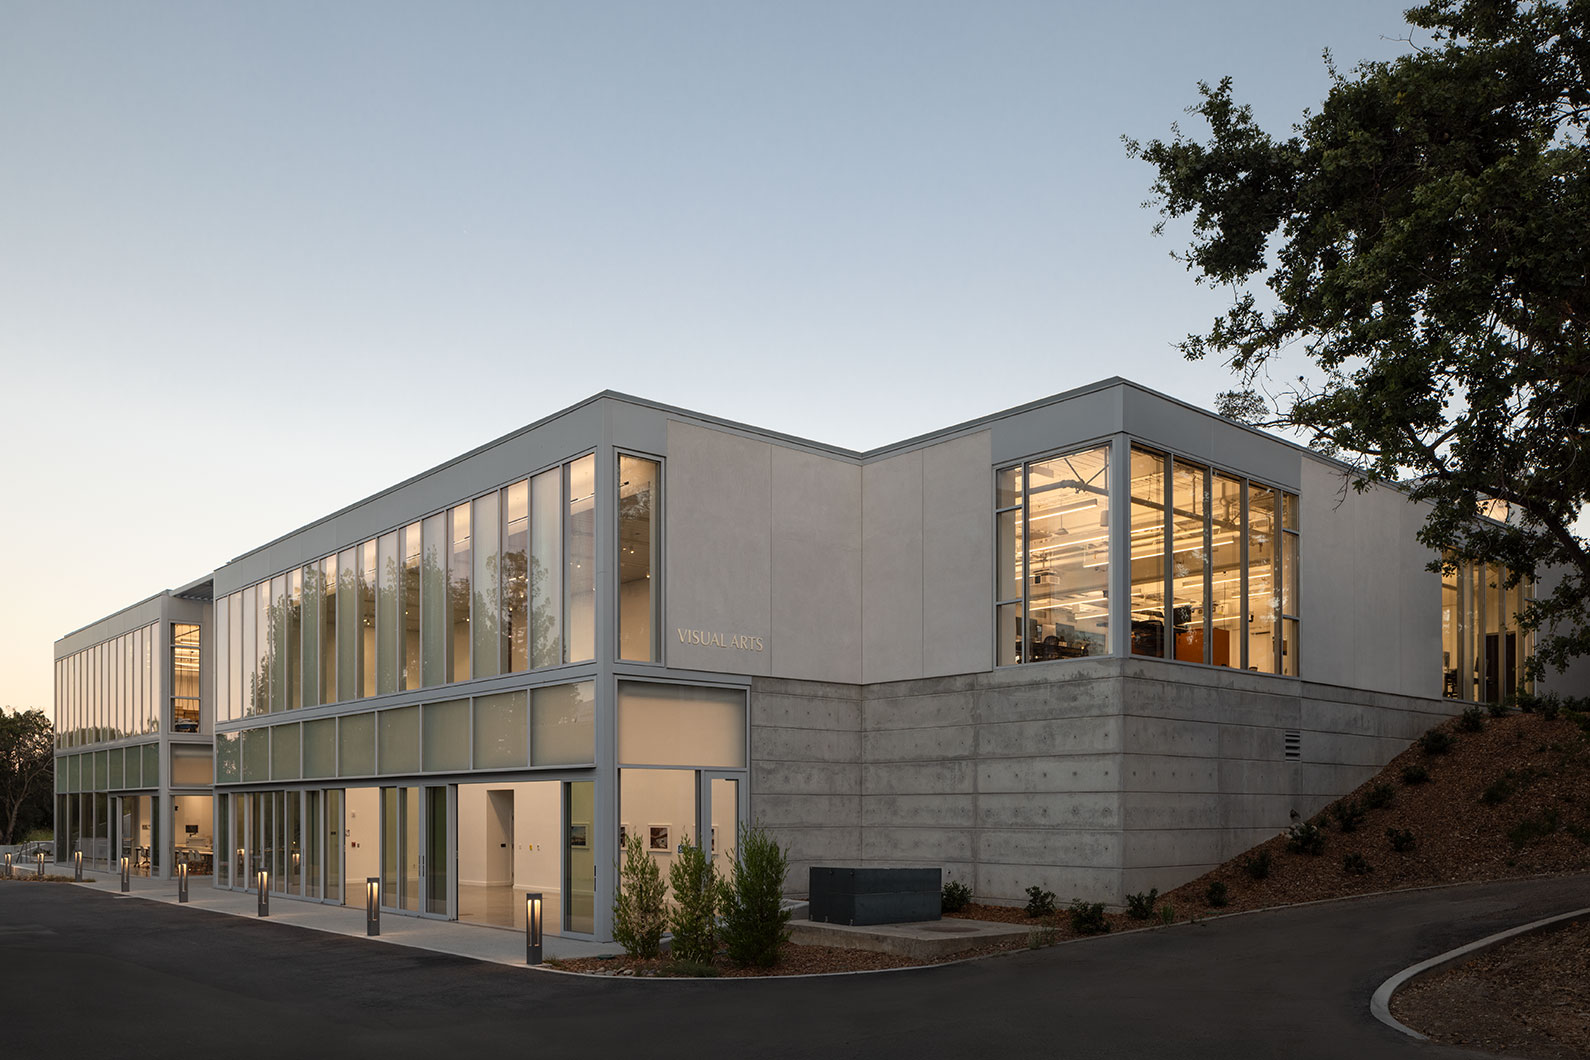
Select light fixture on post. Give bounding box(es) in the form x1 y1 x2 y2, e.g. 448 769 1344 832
74 850 83 882
366 877 380 937
4 852 11 879
177 861 189 903
120 855 130 893
36 853 45 878
257 870 269 916
525 892 543 965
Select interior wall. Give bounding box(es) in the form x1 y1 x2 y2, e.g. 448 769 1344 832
171 795 212 854
344 786 380 887
619 769 697 884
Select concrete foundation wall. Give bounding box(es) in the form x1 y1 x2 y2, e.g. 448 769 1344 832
753 658 1462 907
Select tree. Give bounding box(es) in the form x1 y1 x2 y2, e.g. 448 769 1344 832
1126 0 1590 674
0 708 54 845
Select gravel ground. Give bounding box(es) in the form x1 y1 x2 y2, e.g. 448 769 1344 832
1391 917 1590 1059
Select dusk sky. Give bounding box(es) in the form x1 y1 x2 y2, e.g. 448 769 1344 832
1 1 1420 714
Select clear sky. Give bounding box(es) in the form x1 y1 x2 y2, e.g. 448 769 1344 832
0 1 1420 714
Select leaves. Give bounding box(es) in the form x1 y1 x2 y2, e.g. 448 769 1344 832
1131 0 1590 673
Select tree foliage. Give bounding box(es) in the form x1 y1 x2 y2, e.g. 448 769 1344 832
717 824 791 968
611 832 668 958
0 708 54 845
666 835 719 964
1127 0 1590 672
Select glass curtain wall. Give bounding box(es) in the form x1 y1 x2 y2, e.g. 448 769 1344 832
53 623 159 748
1441 556 1532 703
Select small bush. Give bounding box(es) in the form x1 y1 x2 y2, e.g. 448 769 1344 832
1481 775 1517 805
1363 783 1396 811
941 880 972 914
1457 706 1486 733
1487 699 1510 719
1027 925 1060 949
1242 849 1272 880
1067 899 1110 935
1508 809 1561 848
667 836 719 965
1419 729 1456 755
1286 820 1325 855
1401 764 1430 785
718 824 793 969
1024 885 1057 918
1204 881 1228 908
1157 905 1175 925
611 833 668 959
1342 852 1373 876
1332 799 1366 834
1386 827 1416 852
1125 888 1159 920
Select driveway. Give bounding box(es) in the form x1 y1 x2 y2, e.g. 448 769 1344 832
3 874 1583 1058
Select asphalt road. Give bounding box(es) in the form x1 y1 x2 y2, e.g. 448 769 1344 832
2 875 1584 1059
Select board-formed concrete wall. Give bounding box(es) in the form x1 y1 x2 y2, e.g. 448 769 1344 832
753 658 1462 907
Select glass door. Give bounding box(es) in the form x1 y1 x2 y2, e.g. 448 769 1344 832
699 773 743 880
380 784 454 919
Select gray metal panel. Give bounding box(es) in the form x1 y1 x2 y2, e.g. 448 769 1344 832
1120 385 1302 489
989 384 1125 467
55 594 172 657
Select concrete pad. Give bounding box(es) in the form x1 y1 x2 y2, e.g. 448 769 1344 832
788 916 1031 960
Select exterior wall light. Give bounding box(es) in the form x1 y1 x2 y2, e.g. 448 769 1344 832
257 870 269 916
366 877 380 937
74 850 83 881
120 856 130 892
525 892 543 965
177 861 189 903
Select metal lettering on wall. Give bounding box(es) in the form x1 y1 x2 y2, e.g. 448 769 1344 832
676 628 765 652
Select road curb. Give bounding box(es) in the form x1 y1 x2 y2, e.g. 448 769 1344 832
1369 904 1590 1040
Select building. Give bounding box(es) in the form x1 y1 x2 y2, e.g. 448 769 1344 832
52 378 1588 940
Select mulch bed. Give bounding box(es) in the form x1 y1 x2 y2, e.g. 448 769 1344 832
1391 917 1590 1060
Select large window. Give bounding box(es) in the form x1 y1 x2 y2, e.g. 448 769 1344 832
53 623 159 748
1442 556 1531 702
618 454 661 662
997 442 1299 673
212 453 601 722
170 623 201 733
1127 446 1299 672
995 444 1111 664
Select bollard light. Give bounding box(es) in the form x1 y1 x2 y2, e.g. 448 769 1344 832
366 877 380 937
525 892 544 965
4 852 11 879
74 850 83 882
120 856 130 892
257 870 269 916
37 853 45 878
177 861 189 903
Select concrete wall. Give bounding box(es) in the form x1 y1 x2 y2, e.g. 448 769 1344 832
665 420 862 683
1300 459 1443 699
754 658 1462 908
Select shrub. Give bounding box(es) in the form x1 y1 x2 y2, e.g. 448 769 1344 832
1386 827 1416 852
1204 881 1228 908
1487 699 1510 719
1024 885 1057 918
1401 764 1430 785
1481 775 1517 805
1457 706 1486 733
1242 849 1272 880
1342 852 1373 876
1125 888 1159 920
667 836 719 965
1363 783 1396 811
1027 925 1061 949
1332 799 1366 834
1508 809 1561 849
1419 729 1456 755
941 880 972 914
611 833 668 958
1067 899 1110 935
1157 905 1175 925
718 824 792 968
1286 820 1325 855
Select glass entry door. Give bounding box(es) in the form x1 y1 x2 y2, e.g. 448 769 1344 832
380 785 454 919
699 772 742 880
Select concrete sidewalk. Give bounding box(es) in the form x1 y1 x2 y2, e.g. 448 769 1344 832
65 871 616 965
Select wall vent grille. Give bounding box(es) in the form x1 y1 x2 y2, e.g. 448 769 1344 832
1284 730 1302 761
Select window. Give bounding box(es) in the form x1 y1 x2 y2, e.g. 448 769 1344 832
995 444 1111 664
1441 556 1531 702
618 455 661 662
170 624 201 733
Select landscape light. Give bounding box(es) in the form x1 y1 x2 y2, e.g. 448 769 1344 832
257 870 269 916
525 892 544 965
74 850 82 881
366 877 380 937
178 861 189 903
120 856 129 892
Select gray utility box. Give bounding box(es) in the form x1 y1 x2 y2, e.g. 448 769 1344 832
808 867 942 926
